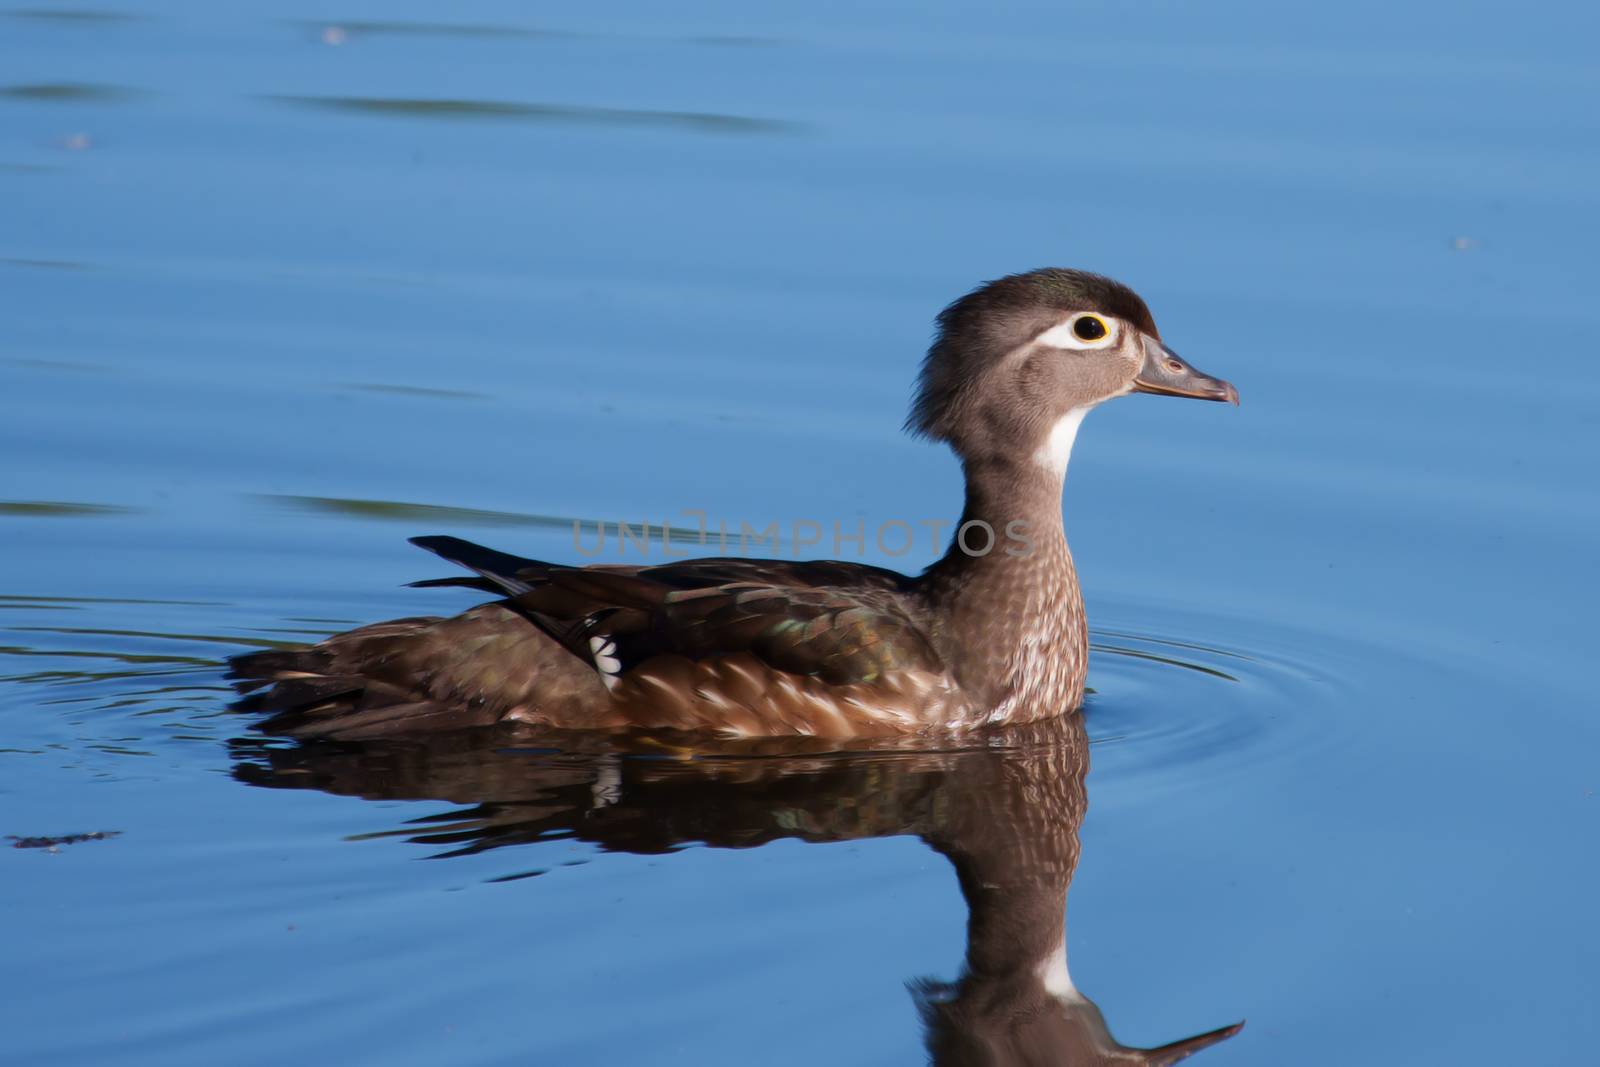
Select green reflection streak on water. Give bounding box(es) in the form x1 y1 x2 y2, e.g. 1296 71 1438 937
4 626 296 650
4 667 220 686
268 95 800 135
268 494 577 529
1 9 150 23
262 494 712 546
0 594 225 606
1 257 89 271
0 645 221 669
0 501 135 517
341 382 489 401
283 19 779 47
283 18 570 40
0 82 142 102
3 357 110 373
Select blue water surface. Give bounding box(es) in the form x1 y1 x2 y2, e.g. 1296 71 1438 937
3 2 1598 1064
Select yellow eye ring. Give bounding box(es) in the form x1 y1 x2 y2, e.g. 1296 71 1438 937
1072 315 1108 342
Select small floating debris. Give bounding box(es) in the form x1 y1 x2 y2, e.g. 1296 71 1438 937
8 830 121 853
1450 236 1480 252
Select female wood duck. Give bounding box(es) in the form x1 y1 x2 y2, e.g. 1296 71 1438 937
231 268 1236 740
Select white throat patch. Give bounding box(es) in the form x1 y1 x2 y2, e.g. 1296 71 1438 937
1033 406 1091 475
1038 942 1080 999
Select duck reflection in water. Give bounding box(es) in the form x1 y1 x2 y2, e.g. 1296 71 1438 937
232 708 1241 1065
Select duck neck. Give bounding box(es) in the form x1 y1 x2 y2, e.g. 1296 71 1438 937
922 452 1087 718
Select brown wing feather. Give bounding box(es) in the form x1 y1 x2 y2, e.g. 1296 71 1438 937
411 536 945 686
526 569 940 686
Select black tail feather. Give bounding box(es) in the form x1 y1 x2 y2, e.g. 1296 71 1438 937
409 535 539 596
406 576 500 592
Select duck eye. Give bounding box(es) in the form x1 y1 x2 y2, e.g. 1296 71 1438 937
1072 316 1108 342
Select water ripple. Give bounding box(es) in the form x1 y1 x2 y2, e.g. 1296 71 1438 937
1084 609 1371 804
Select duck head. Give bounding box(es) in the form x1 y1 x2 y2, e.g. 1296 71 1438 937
908 269 1237 473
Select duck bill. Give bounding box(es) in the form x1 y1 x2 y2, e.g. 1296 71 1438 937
1134 334 1239 405
1142 1020 1247 1066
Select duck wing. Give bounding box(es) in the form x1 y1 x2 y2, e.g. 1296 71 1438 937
410 535 945 688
